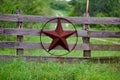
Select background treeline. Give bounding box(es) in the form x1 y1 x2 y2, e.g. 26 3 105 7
0 0 120 29
0 0 120 17
69 0 120 17
0 0 52 15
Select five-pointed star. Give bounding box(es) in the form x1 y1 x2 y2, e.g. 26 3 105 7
42 19 75 51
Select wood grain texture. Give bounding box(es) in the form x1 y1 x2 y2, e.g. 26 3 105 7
82 23 91 57
0 55 119 63
16 10 24 55
0 14 120 24
0 28 120 38
0 42 120 51
0 42 88 50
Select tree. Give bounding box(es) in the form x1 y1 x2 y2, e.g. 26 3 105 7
69 0 120 17
69 0 86 16
50 0 70 11
0 0 53 15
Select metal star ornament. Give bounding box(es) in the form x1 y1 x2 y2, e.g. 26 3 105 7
42 18 75 51
40 18 78 56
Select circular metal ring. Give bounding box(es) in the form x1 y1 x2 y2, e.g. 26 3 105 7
40 17 78 56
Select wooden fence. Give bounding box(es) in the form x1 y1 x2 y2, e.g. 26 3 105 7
0 12 120 63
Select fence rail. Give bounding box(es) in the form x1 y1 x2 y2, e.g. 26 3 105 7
0 55 119 63
0 14 120 24
0 28 120 38
0 42 120 51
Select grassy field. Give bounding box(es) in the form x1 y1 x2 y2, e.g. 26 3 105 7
0 59 120 80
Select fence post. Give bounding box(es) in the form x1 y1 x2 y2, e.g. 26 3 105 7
16 10 24 56
82 13 91 57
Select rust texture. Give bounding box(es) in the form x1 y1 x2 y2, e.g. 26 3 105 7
42 18 75 51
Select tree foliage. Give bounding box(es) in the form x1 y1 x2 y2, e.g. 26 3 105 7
69 0 86 16
50 0 70 11
69 0 120 17
0 0 52 15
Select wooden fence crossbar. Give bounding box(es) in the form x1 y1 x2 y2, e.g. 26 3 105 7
0 14 120 24
0 42 120 51
0 28 120 38
0 55 119 63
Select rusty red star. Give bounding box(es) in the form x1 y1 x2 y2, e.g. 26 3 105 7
42 19 75 51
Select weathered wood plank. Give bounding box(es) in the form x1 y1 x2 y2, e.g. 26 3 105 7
82 13 91 57
83 31 120 38
0 28 4 34
0 28 40 36
0 28 120 38
82 33 91 57
0 42 120 51
16 10 24 55
0 42 89 50
90 44 120 51
0 55 119 63
0 14 120 24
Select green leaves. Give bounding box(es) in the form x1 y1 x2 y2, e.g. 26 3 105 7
69 0 120 17
0 0 53 15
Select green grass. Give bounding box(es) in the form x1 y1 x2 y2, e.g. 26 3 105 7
0 59 120 80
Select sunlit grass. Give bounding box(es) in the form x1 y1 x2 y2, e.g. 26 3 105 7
0 59 119 80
